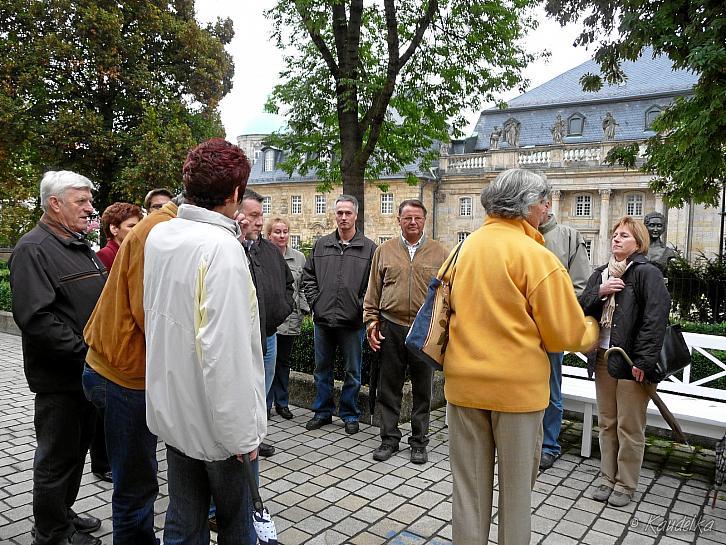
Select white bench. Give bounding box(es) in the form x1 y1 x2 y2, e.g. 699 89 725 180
562 332 726 457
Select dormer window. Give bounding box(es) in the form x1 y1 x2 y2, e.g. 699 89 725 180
263 149 275 172
645 106 663 130
568 113 585 136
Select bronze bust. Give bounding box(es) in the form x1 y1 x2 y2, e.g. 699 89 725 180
644 211 677 271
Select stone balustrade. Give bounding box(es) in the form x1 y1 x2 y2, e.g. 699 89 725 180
563 145 602 163
518 149 551 165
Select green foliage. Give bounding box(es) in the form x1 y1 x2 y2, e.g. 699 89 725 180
667 254 726 323
0 0 232 243
546 0 726 208
265 0 540 225
0 261 10 312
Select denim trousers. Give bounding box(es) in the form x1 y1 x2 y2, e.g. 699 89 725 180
263 334 277 396
165 445 256 545
267 334 296 410
32 391 95 545
312 324 364 421
82 366 159 545
541 352 564 456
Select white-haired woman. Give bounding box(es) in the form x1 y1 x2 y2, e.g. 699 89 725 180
445 168 599 544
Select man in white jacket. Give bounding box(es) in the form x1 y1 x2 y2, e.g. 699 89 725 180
144 138 265 545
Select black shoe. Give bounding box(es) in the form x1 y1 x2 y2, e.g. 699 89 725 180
344 420 359 435
372 443 399 461
208 516 218 533
539 452 557 471
305 416 332 431
410 446 428 465
69 511 102 534
92 471 113 483
67 531 103 544
276 406 293 420
258 442 275 457
267 408 272 419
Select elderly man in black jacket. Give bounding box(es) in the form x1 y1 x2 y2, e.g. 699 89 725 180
9 171 107 545
241 189 294 457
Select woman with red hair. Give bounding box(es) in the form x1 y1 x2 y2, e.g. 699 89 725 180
97 202 143 270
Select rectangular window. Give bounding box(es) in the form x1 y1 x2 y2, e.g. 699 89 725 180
262 196 271 215
584 239 592 261
626 194 643 216
379 236 392 244
291 195 302 215
290 235 301 250
575 194 592 217
315 194 326 214
380 193 394 215
459 197 472 217
263 150 275 172
458 231 470 243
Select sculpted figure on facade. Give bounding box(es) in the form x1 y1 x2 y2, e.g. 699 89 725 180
503 118 521 148
439 142 450 156
602 112 618 141
551 115 565 144
644 211 678 271
489 126 501 150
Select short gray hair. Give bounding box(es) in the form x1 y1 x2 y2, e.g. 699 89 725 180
334 194 358 213
40 171 94 211
480 169 550 219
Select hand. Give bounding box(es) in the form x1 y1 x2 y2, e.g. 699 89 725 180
366 321 385 352
631 366 645 383
233 210 250 238
236 448 258 463
598 278 625 297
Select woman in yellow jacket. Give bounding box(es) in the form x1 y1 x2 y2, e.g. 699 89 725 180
445 169 599 545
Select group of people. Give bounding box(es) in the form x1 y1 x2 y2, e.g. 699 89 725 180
9 147 673 545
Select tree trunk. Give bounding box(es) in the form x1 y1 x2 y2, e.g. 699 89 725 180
342 162 366 235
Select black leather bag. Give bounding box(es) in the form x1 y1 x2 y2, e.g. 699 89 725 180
651 324 691 382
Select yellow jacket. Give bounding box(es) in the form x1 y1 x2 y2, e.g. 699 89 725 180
83 203 177 390
444 216 598 412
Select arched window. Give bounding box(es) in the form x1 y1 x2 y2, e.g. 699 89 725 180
263 149 275 172
626 193 644 217
644 106 663 130
567 113 585 136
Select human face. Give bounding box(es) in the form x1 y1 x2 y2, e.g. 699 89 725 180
611 223 639 261
397 205 425 243
646 217 665 240
242 198 264 240
148 194 170 212
269 222 289 251
525 199 548 229
50 187 95 233
110 216 140 244
335 201 357 235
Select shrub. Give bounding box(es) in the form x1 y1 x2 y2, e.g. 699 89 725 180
667 253 726 323
0 261 10 312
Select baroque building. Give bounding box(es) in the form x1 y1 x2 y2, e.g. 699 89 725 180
245 50 719 261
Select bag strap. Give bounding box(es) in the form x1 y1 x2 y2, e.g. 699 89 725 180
438 241 464 283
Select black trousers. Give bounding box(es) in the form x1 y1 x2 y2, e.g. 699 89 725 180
33 391 96 545
268 334 296 409
377 319 433 447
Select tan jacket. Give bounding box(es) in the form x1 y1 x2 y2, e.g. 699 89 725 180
539 214 591 296
83 202 177 390
363 235 449 327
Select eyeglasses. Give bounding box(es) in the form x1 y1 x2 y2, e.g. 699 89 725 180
400 216 425 223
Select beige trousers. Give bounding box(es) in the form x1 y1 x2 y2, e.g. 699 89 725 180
448 403 544 545
595 350 655 495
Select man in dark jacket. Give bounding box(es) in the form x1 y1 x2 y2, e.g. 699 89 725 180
242 189 294 457
302 195 376 434
9 171 107 545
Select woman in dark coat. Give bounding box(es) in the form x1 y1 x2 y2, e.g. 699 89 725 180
579 216 670 507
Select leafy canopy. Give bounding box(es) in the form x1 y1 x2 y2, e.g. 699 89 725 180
546 0 726 208
0 0 234 245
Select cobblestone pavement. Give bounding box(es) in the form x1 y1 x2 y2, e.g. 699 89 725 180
1 331 724 544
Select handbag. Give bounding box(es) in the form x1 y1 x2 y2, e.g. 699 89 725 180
651 323 691 382
405 241 463 371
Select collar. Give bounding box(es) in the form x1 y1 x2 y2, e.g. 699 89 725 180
484 216 545 245
177 204 240 238
105 239 120 252
538 214 557 235
401 232 425 248
331 229 363 247
39 216 89 247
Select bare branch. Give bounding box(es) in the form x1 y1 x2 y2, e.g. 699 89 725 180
398 0 438 70
295 1 340 80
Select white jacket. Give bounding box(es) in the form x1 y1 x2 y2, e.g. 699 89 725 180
144 204 266 461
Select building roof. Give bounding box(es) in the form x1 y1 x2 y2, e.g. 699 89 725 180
469 48 698 150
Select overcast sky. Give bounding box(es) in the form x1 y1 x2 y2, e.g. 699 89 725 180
195 1 594 141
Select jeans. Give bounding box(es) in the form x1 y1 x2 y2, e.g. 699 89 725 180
541 352 564 457
165 445 256 545
263 334 277 396
82 366 159 545
267 334 296 410
312 324 364 421
378 319 433 447
31 391 96 545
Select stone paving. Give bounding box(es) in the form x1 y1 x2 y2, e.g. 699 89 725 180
0 330 724 545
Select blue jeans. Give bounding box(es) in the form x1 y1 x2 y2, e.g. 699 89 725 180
542 352 564 456
263 334 277 396
312 324 364 421
267 334 296 410
165 445 256 545
82 366 159 545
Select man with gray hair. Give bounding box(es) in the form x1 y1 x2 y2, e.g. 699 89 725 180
10 171 107 545
302 195 376 434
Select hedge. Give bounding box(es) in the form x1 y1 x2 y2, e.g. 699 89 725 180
0 262 10 313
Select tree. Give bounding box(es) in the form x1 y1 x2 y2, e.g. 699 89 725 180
264 0 539 231
545 0 726 208
0 0 234 244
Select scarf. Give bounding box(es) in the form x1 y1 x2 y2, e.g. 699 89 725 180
600 256 629 328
